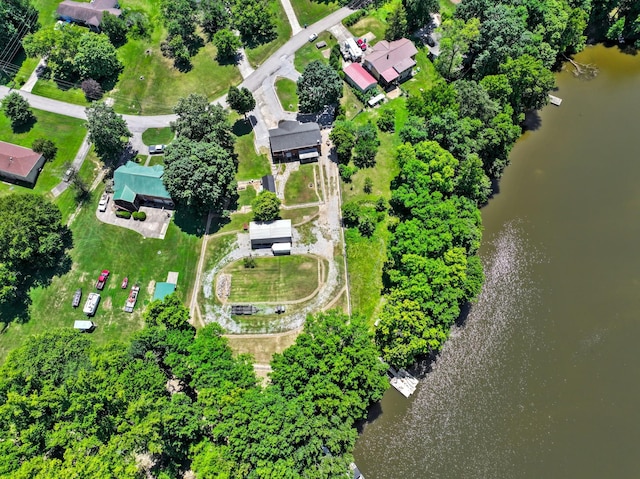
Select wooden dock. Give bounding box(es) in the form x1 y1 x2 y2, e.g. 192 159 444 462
549 94 563 106
388 366 419 398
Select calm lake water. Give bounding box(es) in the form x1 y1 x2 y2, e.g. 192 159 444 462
354 44 640 478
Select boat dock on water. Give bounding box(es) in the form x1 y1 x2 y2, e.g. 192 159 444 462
388 366 418 397
549 94 563 106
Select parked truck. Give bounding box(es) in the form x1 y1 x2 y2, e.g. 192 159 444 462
96 269 110 290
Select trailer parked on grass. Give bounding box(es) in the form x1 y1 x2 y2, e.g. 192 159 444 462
83 292 101 316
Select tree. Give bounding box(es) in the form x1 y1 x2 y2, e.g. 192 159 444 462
171 93 235 150
144 293 193 330
0 0 38 53
227 86 256 119
75 32 122 81
454 153 492 205
329 120 356 164
213 28 241 61
434 18 480 81
100 11 128 47
363 177 373 193
501 54 555 116
232 0 276 42
80 78 104 101
200 0 230 39
23 24 84 82
0 194 69 304
403 0 438 30
252 190 281 221
353 122 380 168
31 138 57 161
377 107 396 132
297 60 342 113
163 136 237 212
385 3 408 41
85 102 132 166
1 92 35 130
329 44 341 71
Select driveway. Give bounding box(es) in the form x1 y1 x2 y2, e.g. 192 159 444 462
96 201 173 239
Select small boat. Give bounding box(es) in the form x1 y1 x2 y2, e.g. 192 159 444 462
121 277 128 289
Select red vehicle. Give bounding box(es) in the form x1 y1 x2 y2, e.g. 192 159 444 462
121 277 129 289
96 269 110 290
356 38 363 46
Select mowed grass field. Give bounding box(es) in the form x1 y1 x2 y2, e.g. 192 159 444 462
224 255 320 303
284 164 320 205
0 188 202 362
0 109 86 197
290 0 340 27
233 118 271 181
293 31 337 72
244 0 292 68
275 77 299 112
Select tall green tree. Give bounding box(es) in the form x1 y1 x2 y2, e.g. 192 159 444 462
200 0 230 39
501 54 555 116
227 86 256 119
232 0 276 42
213 28 241 61
353 121 380 168
171 93 235 150
297 60 342 113
100 11 128 47
1 92 35 130
0 0 38 53
75 33 122 81
163 136 237 212
434 18 480 81
144 293 193 330
403 0 438 30
329 120 356 164
385 3 409 41
85 102 132 166
252 190 281 221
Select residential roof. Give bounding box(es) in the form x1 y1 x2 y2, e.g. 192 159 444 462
262 174 276 193
344 63 377 91
249 219 292 241
113 161 171 202
0 141 43 179
56 0 121 27
269 121 321 153
366 38 418 76
153 282 176 302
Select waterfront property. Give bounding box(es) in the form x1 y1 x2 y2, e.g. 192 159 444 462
249 219 292 249
113 162 174 212
268 121 322 163
56 0 122 30
363 38 418 87
0 141 45 187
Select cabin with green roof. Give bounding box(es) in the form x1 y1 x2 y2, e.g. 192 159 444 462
113 162 174 212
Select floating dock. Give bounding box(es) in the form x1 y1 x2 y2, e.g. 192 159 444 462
388 366 419 398
549 94 563 106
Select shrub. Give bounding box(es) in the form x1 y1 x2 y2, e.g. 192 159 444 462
116 210 131 219
81 79 103 101
32 138 58 161
363 177 373 194
375 196 388 212
377 108 395 132
339 164 358 182
243 256 256 269
137 211 146 221
343 10 367 27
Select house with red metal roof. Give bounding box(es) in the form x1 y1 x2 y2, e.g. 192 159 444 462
0 141 45 187
343 63 377 93
363 38 418 87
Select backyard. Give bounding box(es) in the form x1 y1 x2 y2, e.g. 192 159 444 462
346 0 402 45
233 118 271 181
284 164 321 205
222 255 321 303
275 77 299 112
0 108 86 196
293 31 337 72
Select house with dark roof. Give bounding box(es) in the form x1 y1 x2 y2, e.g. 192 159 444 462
268 121 322 163
113 162 173 212
0 141 45 187
56 0 121 30
344 63 377 93
363 38 418 87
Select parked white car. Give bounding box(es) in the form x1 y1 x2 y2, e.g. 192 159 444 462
98 193 109 212
148 144 166 154
308 33 318 42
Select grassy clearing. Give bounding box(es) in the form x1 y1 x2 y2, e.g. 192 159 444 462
142 128 174 145
275 77 299 112
233 119 271 181
280 205 318 224
2 55 39 88
0 109 86 196
340 82 365 120
0 187 202 362
293 31 337 72
284 164 319 205
147 155 164 166
439 0 457 18
402 48 440 96
290 0 340 27
238 185 257 207
31 80 90 106
244 0 292 68
226 331 299 364
32 0 65 27
55 147 102 223
224 255 320 303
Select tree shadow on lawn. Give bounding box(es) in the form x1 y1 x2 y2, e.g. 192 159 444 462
173 206 208 237
232 118 253 137
11 116 37 134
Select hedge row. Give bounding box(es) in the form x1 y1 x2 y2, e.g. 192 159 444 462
343 9 367 27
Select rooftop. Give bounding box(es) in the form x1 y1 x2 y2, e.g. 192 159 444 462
113 161 171 202
344 63 377 91
268 121 321 153
366 38 418 76
57 0 121 27
0 141 43 178
249 219 292 241
153 282 176 302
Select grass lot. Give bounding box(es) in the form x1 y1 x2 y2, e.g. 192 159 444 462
244 0 292 68
31 80 90 106
275 77 299 112
284 164 320 205
224 255 320 303
233 118 271 181
226 330 299 365
0 188 202 362
290 0 340 27
55 147 102 223
1 55 39 88
293 31 337 72
340 83 365 120
142 127 174 145
347 0 401 45
439 0 457 18
0 109 86 196
147 155 164 166
280 205 318 224
238 185 257 207
401 48 440 96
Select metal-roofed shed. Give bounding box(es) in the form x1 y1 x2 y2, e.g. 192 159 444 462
249 220 292 249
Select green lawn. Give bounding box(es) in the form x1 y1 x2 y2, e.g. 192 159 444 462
147 155 164 166
142 127 174 145
284 164 319 205
402 48 440 96
244 0 292 68
340 82 364 120
275 77 299 112
290 0 340 27
31 80 90 107
280 205 318 224
0 188 202 362
439 0 457 18
293 31 337 72
224 255 320 303
238 185 257 207
54 147 102 223
0 109 86 197
1 55 39 88
233 118 271 181
32 0 66 27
